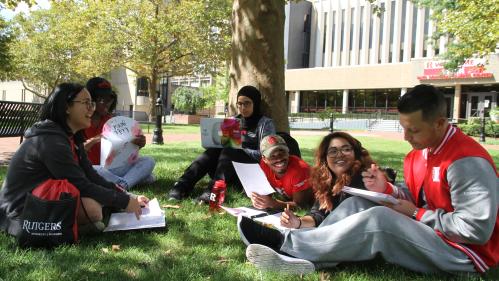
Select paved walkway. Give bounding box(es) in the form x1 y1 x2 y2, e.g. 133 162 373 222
1 130 497 166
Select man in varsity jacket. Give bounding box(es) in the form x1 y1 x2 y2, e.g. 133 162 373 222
239 84 498 275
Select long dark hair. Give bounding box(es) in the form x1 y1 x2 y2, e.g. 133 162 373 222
310 132 375 211
39 83 86 141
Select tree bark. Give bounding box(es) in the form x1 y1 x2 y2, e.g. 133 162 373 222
148 70 158 121
229 0 289 133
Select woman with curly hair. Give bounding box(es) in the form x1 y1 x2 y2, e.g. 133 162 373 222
280 131 375 229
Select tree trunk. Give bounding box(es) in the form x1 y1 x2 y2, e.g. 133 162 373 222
148 71 158 121
229 0 289 133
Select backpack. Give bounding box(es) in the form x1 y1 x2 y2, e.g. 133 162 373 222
276 132 301 158
17 179 80 248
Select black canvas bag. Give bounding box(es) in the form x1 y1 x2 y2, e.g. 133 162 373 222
17 179 80 248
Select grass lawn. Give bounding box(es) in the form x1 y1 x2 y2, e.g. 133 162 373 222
0 128 498 281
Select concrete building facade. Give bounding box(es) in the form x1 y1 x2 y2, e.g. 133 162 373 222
284 0 499 121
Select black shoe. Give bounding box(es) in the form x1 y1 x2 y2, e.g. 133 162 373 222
168 182 189 201
196 188 212 204
237 216 284 249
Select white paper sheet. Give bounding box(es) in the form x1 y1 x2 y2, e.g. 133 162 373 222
253 212 290 231
220 206 266 217
232 162 275 197
103 198 166 232
100 116 141 170
342 186 399 205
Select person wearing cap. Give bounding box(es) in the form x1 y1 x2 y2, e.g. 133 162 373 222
168 85 276 202
253 135 313 210
83 77 156 190
238 85 498 275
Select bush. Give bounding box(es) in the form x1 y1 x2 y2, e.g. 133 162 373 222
458 121 499 137
172 87 206 115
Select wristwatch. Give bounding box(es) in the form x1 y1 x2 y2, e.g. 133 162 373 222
412 208 419 220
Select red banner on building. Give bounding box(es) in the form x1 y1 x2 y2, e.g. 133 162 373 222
417 59 493 80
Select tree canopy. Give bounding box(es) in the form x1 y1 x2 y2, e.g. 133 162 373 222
4 0 231 104
415 0 499 70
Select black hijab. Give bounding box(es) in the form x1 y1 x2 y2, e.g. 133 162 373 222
236 85 263 131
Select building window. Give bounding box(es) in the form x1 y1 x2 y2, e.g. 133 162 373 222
423 8 430 57
389 0 395 62
400 0 407 60
331 11 336 60
359 6 364 51
322 12 328 66
368 5 374 63
340 9 345 65
411 5 418 58
349 7 354 51
378 2 385 64
136 77 149 97
303 13 311 68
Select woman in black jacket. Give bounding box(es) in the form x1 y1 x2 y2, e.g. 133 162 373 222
0 83 148 236
168 85 276 202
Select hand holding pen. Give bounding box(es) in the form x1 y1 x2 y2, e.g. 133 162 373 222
280 204 302 229
361 163 387 193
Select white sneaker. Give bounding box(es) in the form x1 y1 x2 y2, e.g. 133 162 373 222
246 244 315 275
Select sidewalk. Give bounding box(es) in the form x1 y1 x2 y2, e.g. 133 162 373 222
1 130 497 166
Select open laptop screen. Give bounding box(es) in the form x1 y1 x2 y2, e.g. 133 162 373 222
200 118 242 149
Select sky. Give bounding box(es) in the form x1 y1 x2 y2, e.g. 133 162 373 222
1 0 50 20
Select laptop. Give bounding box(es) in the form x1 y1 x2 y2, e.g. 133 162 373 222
200 118 242 149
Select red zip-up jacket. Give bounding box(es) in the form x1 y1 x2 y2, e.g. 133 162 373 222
403 125 498 272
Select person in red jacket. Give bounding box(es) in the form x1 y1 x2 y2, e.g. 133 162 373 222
251 135 313 210
83 77 155 190
238 84 498 275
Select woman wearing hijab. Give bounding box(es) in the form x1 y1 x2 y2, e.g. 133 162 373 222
168 85 276 202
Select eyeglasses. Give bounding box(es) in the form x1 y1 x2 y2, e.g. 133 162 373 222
236 101 253 108
72 100 96 110
96 97 114 104
327 146 353 158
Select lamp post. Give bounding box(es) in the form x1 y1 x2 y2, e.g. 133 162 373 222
479 108 486 143
329 111 334 132
152 97 164 145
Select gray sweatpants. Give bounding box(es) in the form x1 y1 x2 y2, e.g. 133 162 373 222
280 197 475 274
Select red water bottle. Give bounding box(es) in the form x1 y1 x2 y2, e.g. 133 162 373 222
209 180 226 211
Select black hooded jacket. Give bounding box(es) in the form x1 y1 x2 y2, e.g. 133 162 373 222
0 120 130 235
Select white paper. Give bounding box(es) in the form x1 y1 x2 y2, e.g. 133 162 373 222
342 186 399 205
220 206 266 217
100 116 141 170
103 198 166 232
253 213 290 231
232 162 275 197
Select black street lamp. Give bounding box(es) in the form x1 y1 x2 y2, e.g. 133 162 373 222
152 97 164 145
479 109 486 143
329 111 334 132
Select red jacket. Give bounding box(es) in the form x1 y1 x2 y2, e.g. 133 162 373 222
404 126 498 272
83 114 112 165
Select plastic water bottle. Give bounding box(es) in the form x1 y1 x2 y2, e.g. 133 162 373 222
209 180 226 211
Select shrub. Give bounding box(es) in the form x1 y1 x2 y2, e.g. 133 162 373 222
458 120 498 137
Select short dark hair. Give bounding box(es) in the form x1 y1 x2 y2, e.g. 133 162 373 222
39 82 85 136
397 84 447 122
86 77 117 113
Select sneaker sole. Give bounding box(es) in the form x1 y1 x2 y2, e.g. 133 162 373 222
246 244 315 275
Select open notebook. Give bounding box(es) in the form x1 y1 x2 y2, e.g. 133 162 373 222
103 198 166 232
